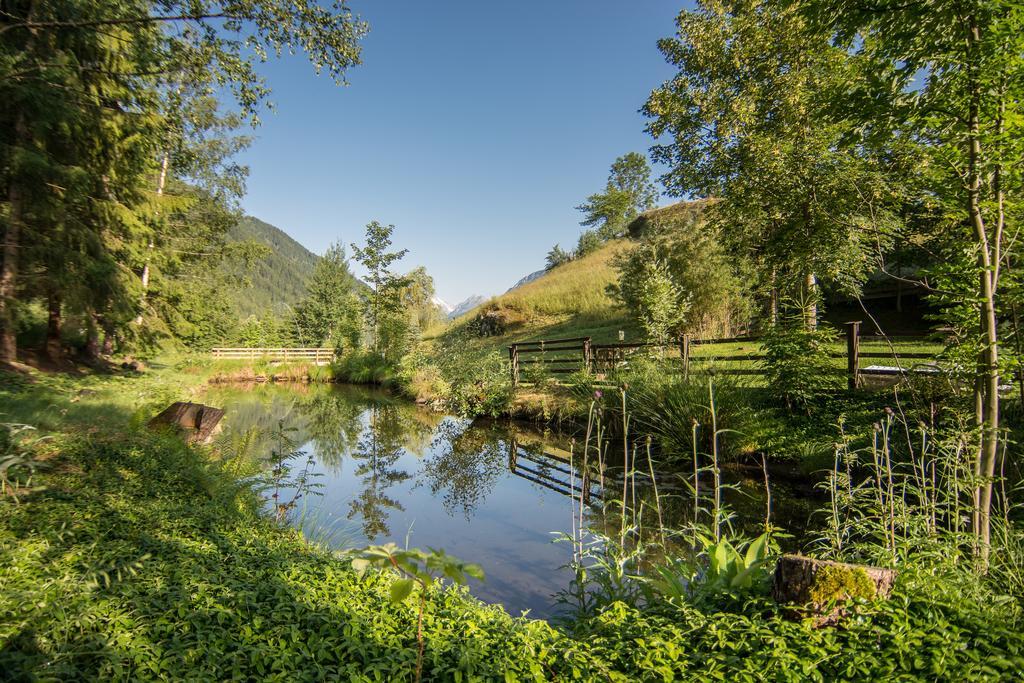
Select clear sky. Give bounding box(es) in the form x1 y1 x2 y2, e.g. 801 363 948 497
238 0 687 306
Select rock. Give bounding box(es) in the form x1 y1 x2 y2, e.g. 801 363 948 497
772 554 896 626
148 402 225 445
121 359 146 372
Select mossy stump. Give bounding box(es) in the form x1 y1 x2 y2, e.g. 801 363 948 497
772 554 896 626
148 402 225 445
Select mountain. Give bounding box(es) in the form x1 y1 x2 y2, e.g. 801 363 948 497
432 296 454 316
505 269 546 293
448 295 487 320
227 216 319 317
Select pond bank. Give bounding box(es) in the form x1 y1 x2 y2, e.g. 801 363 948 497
3 366 1023 680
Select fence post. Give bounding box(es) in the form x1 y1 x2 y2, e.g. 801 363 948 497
582 337 592 372
509 345 519 387
680 334 691 379
846 321 861 389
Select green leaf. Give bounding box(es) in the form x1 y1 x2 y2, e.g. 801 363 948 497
389 578 414 604
744 533 769 567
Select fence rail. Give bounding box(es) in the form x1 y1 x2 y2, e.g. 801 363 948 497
508 322 943 388
211 347 335 363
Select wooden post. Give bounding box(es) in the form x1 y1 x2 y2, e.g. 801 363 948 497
846 321 861 390
680 334 691 379
509 345 519 387
582 337 592 372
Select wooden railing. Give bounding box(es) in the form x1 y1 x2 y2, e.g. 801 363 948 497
210 347 335 363
509 323 942 388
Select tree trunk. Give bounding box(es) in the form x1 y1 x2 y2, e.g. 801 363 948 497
804 271 818 330
101 322 116 356
772 554 896 626
0 114 29 364
135 152 169 325
965 12 1000 566
85 313 101 361
1 4 37 365
45 292 63 363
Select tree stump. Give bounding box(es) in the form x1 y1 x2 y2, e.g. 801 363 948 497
772 554 896 626
148 402 225 445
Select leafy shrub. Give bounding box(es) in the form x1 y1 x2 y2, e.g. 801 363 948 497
760 314 841 411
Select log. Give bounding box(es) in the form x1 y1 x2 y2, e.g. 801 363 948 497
772 554 896 626
148 402 225 445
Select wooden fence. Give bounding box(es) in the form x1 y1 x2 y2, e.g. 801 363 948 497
508 322 940 389
210 347 335 363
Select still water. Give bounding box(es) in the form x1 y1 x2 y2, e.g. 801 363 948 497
203 382 815 618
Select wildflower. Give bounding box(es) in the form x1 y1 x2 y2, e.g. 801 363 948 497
594 390 603 399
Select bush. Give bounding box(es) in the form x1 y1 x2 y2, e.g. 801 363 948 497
760 315 841 411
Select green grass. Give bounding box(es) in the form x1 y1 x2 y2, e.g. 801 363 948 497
438 240 641 348
3 368 1023 680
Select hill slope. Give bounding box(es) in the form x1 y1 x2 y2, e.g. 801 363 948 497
227 216 319 317
444 239 639 345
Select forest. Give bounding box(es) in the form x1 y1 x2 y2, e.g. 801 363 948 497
3 0 1024 681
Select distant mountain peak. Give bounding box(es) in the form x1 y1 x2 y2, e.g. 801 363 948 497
432 296 454 314
448 295 487 320
506 269 545 293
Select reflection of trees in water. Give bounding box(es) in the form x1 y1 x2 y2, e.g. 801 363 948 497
299 390 364 470
422 420 507 518
347 403 413 539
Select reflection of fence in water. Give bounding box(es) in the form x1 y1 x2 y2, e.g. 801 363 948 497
507 439 603 506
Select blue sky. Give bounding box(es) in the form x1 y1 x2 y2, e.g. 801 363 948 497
238 1 686 305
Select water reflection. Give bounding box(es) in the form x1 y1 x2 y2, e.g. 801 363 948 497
203 382 814 617
347 404 413 537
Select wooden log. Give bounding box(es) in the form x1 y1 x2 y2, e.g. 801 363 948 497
148 402 225 445
772 554 896 626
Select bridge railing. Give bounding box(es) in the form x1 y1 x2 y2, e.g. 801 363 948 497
210 347 335 363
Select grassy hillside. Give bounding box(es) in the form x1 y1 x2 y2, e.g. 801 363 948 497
227 216 319 317
442 239 640 345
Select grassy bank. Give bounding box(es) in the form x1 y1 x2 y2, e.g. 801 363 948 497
3 368 1023 680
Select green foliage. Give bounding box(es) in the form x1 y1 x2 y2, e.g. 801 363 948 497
0 0 367 360
610 253 687 344
612 209 752 339
545 243 573 270
645 0 897 315
352 543 485 592
575 229 603 259
436 346 514 418
352 221 412 361
576 152 658 240
760 313 841 411
290 242 361 347
0 423 48 501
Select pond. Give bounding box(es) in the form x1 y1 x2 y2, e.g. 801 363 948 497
203 382 818 619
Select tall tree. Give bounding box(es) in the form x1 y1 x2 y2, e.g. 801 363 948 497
576 152 659 240
400 266 443 333
644 0 897 329
351 221 409 359
291 242 360 346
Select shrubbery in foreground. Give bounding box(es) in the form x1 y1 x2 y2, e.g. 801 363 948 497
2 428 1023 680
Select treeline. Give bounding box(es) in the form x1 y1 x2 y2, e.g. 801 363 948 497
0 0 368 364
237 221 445 362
